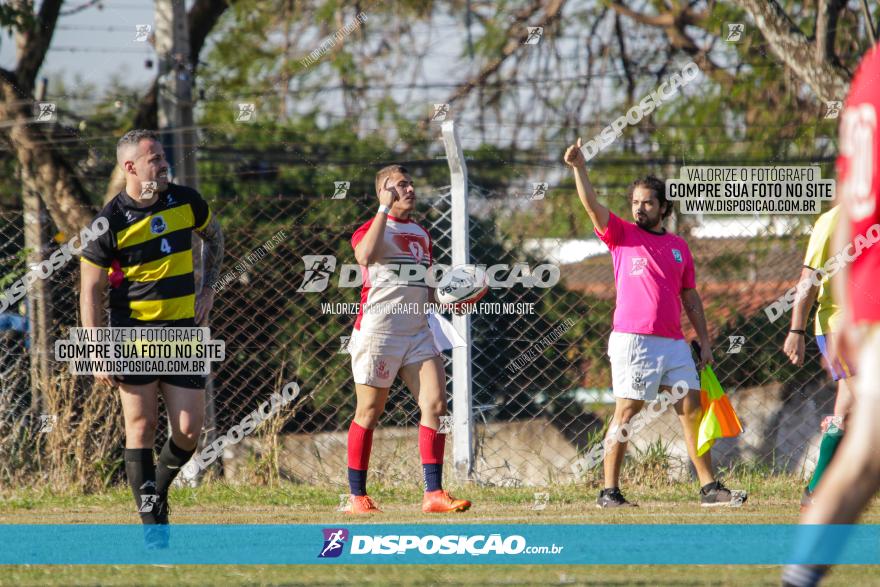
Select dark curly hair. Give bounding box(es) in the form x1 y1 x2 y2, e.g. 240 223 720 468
627 175 672 219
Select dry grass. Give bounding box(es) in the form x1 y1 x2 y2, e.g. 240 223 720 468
1 370 124 492
216 368 312 487
1 367 306 492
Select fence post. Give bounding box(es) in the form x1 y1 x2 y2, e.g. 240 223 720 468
22 187 53 411
441 119 474 481
155 0 211 486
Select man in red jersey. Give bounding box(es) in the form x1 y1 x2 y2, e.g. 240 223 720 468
783 45 880 587
342 164 471 515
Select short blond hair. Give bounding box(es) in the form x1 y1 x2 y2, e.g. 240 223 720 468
375 164 409 197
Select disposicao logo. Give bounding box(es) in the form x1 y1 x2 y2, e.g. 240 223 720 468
318 528 349 558
349 534 527 555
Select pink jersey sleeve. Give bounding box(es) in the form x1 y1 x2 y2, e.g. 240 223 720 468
681 243 696 289
594 211 624 248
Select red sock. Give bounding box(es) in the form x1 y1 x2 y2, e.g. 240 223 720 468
348 421 374 470
419 424 445 464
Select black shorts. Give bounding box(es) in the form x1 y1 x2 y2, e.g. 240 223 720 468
109 317 208 390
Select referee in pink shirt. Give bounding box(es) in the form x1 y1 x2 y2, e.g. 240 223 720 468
564 138 746 508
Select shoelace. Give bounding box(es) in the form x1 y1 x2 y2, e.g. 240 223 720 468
358 496 379 509
428 490 451 503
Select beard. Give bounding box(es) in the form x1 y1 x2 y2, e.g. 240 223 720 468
635 213 662 230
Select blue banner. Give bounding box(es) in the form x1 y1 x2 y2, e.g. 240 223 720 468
0 524 877 565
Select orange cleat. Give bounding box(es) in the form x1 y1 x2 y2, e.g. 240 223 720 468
342 494 382 514
422 490 472 513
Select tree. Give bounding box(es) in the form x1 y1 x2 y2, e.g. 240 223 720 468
730 0 856 102
0 0 232 234
610 0 873 104
0 0 93 236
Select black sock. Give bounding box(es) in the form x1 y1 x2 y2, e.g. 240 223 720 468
124 448 158 525
423 464 442 492
155 438 196 500
348 468 368 496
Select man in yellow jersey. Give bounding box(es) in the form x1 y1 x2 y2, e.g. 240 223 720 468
79 130 224 530
782 204 855 510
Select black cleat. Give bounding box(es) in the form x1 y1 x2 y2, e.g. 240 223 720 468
596 488 638 508
700 480 747 507
142 524 170 550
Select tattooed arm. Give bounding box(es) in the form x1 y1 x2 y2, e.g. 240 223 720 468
195 215 225 325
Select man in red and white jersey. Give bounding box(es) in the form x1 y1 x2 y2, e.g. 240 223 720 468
784 45 880 587
342 164 471 514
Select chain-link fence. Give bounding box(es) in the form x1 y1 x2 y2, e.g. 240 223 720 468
0 181 837 489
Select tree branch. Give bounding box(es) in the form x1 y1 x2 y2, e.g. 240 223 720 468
431 0 566 122
608 1 707 28
608 1 674 27
13 0 62 93
1 1 95 233
816 0 846 66
731 0 850 102
0 84 96 235
609 1 736 89
614 13 635 103
188 0 230 73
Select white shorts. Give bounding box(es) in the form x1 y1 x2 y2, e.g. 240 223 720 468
349 328 439 387
608 332 700 401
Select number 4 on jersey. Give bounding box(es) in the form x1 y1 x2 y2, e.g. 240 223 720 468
160 238 172 254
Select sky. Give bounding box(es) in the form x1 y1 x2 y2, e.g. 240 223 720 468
1 1 159 92
0 2 760 203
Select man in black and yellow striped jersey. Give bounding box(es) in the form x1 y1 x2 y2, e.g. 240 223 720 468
80 130 224 529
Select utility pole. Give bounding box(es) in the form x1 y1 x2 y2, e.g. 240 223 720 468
154 1 214 486
154 0 198 189
24 77 54 410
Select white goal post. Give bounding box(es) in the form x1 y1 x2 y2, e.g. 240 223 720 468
440 119 475 480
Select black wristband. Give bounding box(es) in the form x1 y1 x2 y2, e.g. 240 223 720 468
789 329 805 335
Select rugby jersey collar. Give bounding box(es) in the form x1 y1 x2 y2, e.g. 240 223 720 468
636 224 667 236
119 186 176 211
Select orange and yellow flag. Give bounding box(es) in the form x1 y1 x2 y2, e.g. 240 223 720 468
696 364 743 456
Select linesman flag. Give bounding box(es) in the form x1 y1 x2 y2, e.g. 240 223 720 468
691 342 743 456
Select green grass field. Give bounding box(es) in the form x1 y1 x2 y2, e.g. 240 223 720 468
2 477 879 586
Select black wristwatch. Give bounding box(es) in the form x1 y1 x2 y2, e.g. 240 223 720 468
789 329 805 335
